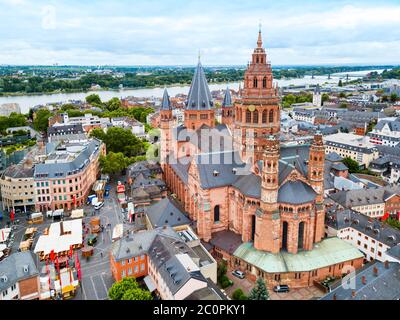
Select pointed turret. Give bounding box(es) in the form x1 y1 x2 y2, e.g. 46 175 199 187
161 88 172 110
257 24 263 48
186 60 213 110
222 87 232 107
184 57 215 130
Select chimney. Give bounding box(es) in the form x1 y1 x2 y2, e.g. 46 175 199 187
384 261 389 269
351 290 356 298
60 221 64 236
373 266 378 277
333 293 337 301
361 276 366 285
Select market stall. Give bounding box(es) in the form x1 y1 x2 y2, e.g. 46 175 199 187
81 246 94 257
0 228 11 243
71 209 84 219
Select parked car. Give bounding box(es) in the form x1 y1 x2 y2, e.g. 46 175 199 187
94 202 104 210
273 285 290 293
87 234 97 246
232 270 245 279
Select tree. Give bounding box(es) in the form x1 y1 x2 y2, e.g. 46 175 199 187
106 97 122 111
339 103 348 109
108 277 152 300
121 288 153 300
322 93 330 104
33 109 52 133
249 277 269 300
232 289 248 300
100 152 129 174
86 94 102 105
342 157 360 173
338 80 343 87
390 93 399 103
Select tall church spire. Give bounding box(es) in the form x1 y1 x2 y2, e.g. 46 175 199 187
161 88 172 110
257 23 263 48
186 60 213 111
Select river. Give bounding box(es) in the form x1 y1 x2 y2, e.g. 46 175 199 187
0 69 386 114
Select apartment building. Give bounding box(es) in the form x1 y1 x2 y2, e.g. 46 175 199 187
0 161 35 213
34 139 106 212
110 226 221 300
110 117 146 138
326 207 400 263
0 252 40 300
368 118 400 147
323 132 379 167
52 113 110 134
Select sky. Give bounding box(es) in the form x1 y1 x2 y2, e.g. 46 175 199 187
0 0 400 66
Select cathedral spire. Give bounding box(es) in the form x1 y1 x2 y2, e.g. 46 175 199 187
222 87 232 107
257 24 263 48
161 88 171 110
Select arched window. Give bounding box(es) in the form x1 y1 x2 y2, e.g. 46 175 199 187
298 222 305 250
263 77 267 88
256 57 259 63
246 110 251 123
282 222 288 251
253 77 258 88
262 110 267 123
214 205 220 223
269 110 274 123
253 111 259 124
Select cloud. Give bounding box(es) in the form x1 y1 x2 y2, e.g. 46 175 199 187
0 0 399 65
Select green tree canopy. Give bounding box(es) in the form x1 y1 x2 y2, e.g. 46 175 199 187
342 157 360 173
33 109 52 133
108 277 152 300
106 97 122 111
91 127 147 157
0 112 28 133
86 94 102 105
99 152 129 174
249 277 269 300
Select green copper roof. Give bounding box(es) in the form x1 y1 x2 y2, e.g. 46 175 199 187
233 237 364 273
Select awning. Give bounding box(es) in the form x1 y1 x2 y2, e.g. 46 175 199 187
143 275 157 293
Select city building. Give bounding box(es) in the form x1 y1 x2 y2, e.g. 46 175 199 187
0 103 21 117
110 117 146 138
51 113 110 134
313 84 322 107
320 260 400 300
0 252 40 300
292 108 317 124
0 160 35 213
323 132 379 167
34 139 105 211
368 118 400 147
326 206 400 262
329 186 400 219
110 226 220 300
160 29 364 289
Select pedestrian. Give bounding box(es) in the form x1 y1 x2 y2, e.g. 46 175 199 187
100 252 103 258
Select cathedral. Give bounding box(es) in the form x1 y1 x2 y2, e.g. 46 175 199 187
160 29 364 288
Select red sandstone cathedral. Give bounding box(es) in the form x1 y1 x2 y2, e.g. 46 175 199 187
159 29 364 288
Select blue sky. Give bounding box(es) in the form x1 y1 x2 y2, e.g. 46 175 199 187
0 0 399 66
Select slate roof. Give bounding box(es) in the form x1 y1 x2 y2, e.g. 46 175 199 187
110 227 178 262
386 244 400 261
278 180 317 205
2 163 34 179
374 118 400 132
326 207 400 247
148 233 208 295
222 87 233 107
325 152 343 162
331 162 349 171
209 230 243 255
0 252 39 291
320 261 400 300
232 174 261 198
48 124 84 136
161 88 172 110
34 139 102 179
329 186 400 207
146 197 191 228
186 61 214 110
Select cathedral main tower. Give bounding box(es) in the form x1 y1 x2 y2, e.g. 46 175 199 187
233 27 281 165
